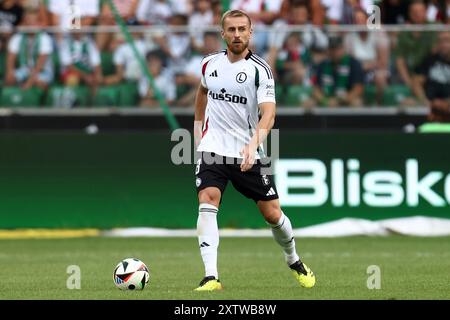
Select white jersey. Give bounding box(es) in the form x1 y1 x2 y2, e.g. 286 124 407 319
197 50 276 159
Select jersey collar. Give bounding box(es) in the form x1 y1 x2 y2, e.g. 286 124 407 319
224 49 253 62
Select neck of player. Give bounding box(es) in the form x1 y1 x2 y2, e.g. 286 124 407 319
226 48 250 63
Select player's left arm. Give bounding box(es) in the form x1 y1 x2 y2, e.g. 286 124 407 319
240 102 276 172
241 64 277 172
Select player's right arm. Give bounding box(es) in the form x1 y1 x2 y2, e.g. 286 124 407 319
194 83 208 148
194 57 210 148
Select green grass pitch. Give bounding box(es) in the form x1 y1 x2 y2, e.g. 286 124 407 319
0 236 449 299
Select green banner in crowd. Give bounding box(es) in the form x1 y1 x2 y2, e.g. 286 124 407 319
0 132 448 229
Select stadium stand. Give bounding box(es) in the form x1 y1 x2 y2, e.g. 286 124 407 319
0 0 448 118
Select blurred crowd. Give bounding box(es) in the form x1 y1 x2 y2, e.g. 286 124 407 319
0 0 449 117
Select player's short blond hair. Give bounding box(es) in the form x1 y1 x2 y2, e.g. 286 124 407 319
221 10 252 29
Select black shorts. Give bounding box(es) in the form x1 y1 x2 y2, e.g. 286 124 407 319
195 152 279 203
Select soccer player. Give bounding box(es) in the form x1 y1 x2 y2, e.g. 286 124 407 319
193 10 315 291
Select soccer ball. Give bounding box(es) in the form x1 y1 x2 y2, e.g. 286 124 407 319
113 258 150 290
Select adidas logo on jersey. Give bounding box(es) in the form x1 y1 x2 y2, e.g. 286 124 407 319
266 187 276 196
209 70 218 77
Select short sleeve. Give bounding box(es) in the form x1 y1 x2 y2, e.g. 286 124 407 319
256 65 276 105
113 45 126 66
136 0 150 22
200 58 209 88
88 40 101 67
264 0 283 13
48 0 62 14
138 77 148 98
8 34 22 54
83 0 100 16
164 77 176 101
39 34 53 55
59 39 72 66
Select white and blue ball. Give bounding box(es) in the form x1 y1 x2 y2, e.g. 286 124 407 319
113 258 150 290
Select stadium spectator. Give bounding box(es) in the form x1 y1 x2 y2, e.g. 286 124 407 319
211 0 224 25
309 0 327 25
413 31 450 121
189 0 214 51
231 0 283 24
136 0 173 25
47 0 99 31
0 0 24 51
96 0 140 51
153 14 191 74
312 36 364 107
381 0 409 24
267 0 328 76
174 31 223 106
138 50 176 107
58 31 102 87
395 0 437 105
274 32 309 86
102 27 148 85
4 5 53 89
36 0 50 26
280 0 327 26
137 0 192 21
231 0 284 54
168 0 193 15
426 0 450 23
344 8 390 104
321 0 374 24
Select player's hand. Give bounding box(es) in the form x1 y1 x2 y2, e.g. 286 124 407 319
240 143 256 172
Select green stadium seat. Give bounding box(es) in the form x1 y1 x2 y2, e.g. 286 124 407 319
363 85 377 106
92 85 120 107
382 85 412 106
0 86 44 107
118 81 139 107
285 85 312 106
101 51 115 76
45 85 90 108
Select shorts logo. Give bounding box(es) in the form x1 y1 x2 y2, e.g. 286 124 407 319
236 72 247 83
196 177 202 187
195 159 201 175
262 175 270 186
266 187 276 196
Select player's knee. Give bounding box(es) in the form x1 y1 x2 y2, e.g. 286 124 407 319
260 203 282 224
198 188 221 207
264 209 282 225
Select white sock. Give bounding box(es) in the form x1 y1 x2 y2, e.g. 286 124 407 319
197 203 219 279
269 212 300 266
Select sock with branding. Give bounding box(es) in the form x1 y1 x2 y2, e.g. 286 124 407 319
269 211 300 266
197 203 219 279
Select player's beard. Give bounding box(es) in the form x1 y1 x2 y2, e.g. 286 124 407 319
227 39 249 55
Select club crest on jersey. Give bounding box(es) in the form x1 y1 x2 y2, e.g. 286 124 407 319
236 72 247 83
